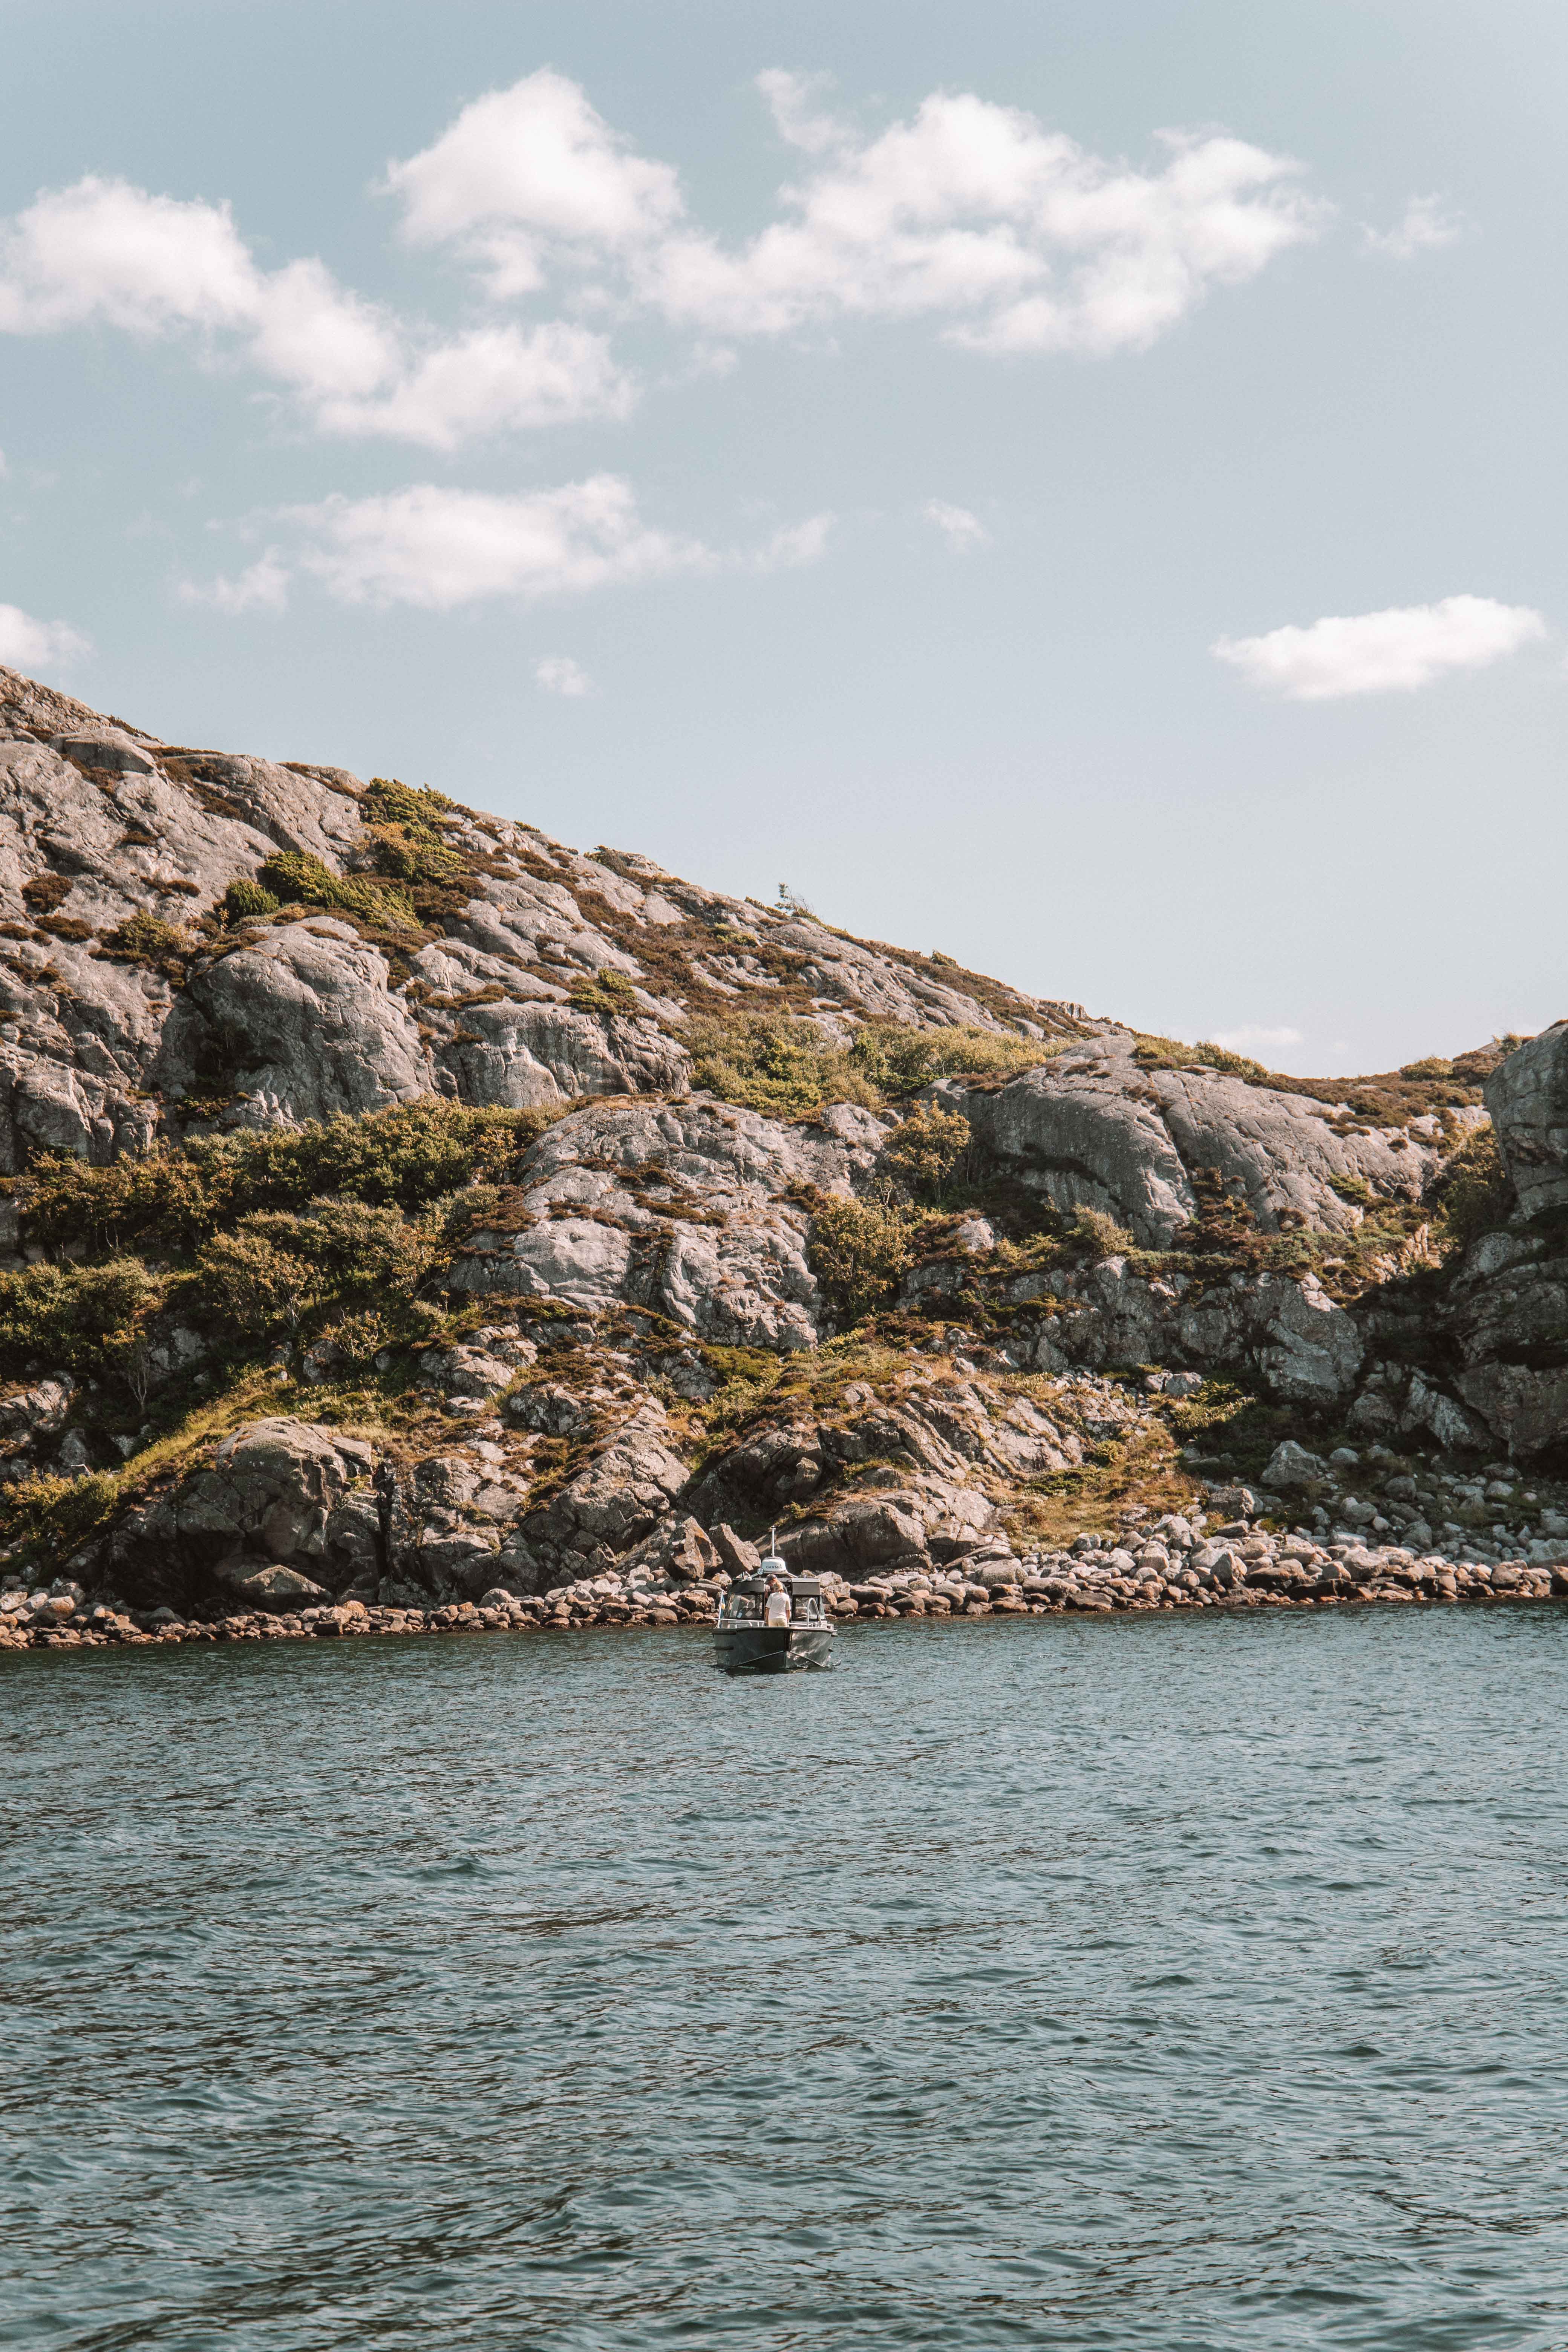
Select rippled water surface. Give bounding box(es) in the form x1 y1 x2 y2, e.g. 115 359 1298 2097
8 1608 1568 2350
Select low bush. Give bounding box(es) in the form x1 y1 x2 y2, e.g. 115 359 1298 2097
808 1193 914 1325
194 1227 313 1336
98 910 192 971
222 877 279 921
569 967 639 1018
1070 1205 1138 1257
883 1103 973 1201
687 1013 878 1118
257 849 416 931
0 1257 161 1378
192 1202 438 1340
848 1021 1046 1097
21 1098 553 1255
363 776 458 830
688 1012 1046 1119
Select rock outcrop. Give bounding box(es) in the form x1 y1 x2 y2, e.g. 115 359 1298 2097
943 1033 1440 1247
0 659 1561 1650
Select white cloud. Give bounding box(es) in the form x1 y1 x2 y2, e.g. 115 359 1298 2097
535 654 592 697
317 322 634 449
178 549 291 614
1209 1024 1303 1052
925 499 989 550
0 80 1324 460
387 71 1322 355
0 601 90 669
382 68 685 296
1363 195 1465 260
0 174 627 446
1213 596 1547 700
752 512 834 570
290 476 714 609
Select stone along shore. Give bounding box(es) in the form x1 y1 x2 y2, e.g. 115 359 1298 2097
5 1516 1564 1654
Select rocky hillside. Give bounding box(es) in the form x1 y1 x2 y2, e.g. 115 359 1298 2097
0 661 1563 1642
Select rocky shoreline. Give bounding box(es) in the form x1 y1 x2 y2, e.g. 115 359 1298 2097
7 1519 1565 1655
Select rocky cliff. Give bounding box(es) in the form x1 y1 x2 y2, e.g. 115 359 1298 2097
0 662 1563 1647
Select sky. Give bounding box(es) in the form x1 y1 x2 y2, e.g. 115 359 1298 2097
2 0 1564 1078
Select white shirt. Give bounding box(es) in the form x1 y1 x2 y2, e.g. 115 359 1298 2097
764 1589 791 1626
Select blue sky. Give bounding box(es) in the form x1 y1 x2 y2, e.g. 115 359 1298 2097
3 0 1564 1075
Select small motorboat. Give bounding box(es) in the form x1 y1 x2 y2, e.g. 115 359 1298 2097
714 1547 835 1676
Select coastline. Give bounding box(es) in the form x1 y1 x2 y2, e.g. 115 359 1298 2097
5 1534 1562 1656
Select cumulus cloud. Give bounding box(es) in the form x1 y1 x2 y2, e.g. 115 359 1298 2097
925 499 989 550
1363 194 1465 260
288 476 714 609
1209 1024 1304 1052
0 80 1323 458
383 68 684 297
0 175 630 446
1212 596 1547 699
0 601 90 669
177 550 291 614
535 654 591 696
387 69 1322 354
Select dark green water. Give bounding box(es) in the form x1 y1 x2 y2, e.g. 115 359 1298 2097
6 1609 1568 2351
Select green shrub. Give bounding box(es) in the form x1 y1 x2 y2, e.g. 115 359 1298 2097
847 1021 1046 1098
808 1193 914 1324
1192 1040 1270 1081
1433 1121 1514 1249
0 1257 161 1377
366 824 469 890
194 1227 313 1336
191 1202 437 1337
98 910 192 971
1134 1034 1271 1082
22 1099 551 1255
689 1012 1046 1119
1070 1206 1138 1257
257 849 415 930
363 776 457 831
688 1013 877 1118
223 877 280 922
883 1103 973 1200
568 967 639 1018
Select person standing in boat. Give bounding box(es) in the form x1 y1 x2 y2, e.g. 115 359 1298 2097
764 1577 792 1628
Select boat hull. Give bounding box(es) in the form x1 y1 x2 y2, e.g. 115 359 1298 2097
713 1623 835 1675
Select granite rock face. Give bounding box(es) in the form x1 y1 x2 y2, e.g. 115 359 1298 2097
450 1095 893 1349
1486 1022 1568 1220
942 1031 1440 1249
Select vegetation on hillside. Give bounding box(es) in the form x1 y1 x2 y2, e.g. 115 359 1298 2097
686 1012 1049 1120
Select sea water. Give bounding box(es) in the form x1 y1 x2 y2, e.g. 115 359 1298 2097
6 1607 1568 2350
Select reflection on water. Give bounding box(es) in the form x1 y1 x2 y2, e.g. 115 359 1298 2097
6 1607 1568 2350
